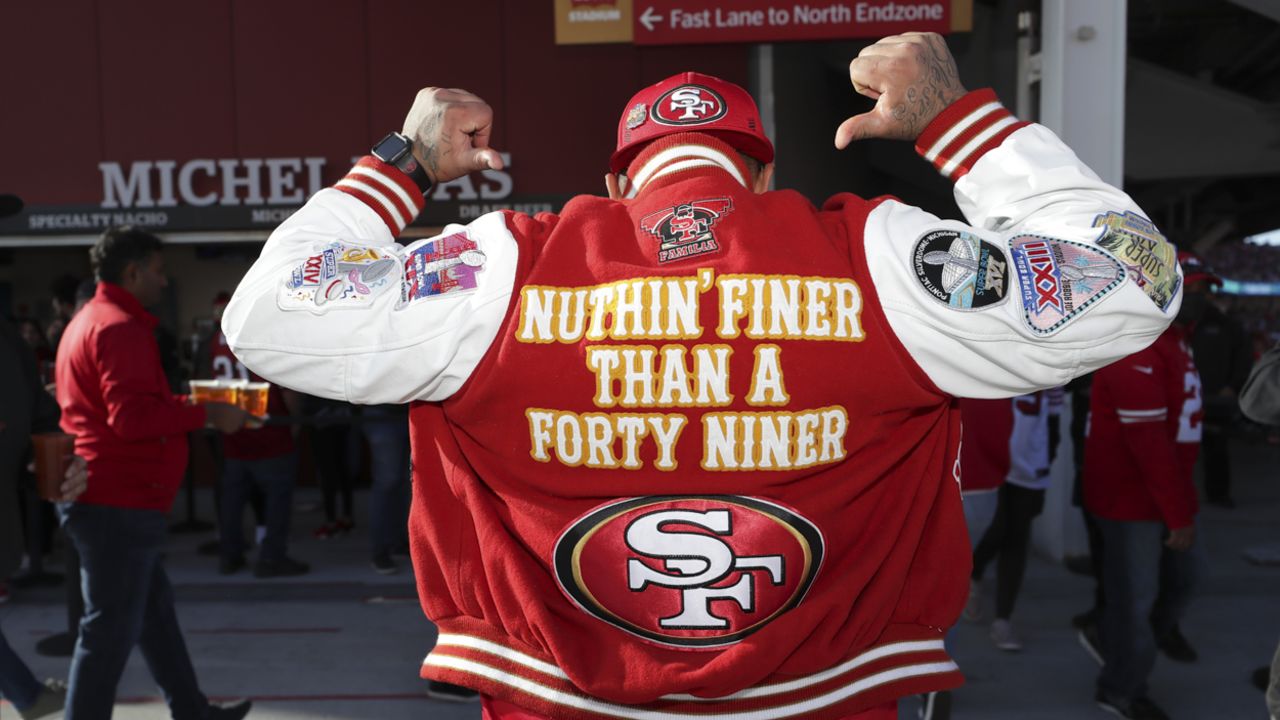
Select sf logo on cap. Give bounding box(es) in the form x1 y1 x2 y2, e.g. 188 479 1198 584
652 84 727 126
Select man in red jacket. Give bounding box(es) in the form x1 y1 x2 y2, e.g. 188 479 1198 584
55 227 251 720
1084 271 1207 720
225 33 1182 720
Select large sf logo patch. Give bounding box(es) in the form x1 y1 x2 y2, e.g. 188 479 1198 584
651 85 727 126
640 198 733 263
554 495 824 648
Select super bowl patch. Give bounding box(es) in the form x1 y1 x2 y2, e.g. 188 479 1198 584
279 243 399 311
910 229 1009 310
1010 235 1125 335
1093 211 1180 311
640 198 732 264
397 232 487 309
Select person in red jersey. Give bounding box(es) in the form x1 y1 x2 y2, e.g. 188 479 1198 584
224 33 1181 720
1082 251 1212 720
207 294 310 579
961 389 1062 651
55 227 253 720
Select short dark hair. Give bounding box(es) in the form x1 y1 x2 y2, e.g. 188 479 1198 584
74 278 98 304
91 226 163 284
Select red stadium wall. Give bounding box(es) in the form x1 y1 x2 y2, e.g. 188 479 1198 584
0 0 748 236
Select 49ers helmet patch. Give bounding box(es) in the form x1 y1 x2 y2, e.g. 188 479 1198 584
640 198 733 264
553 495 825 648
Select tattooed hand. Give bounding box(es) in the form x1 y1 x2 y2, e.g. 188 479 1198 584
834 32 967 148
401 88 505 185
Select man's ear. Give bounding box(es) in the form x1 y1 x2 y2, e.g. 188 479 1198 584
118 260 142 292
604 173 629 200
753 163 775 194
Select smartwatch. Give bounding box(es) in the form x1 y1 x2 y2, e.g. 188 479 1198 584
371 132 433 196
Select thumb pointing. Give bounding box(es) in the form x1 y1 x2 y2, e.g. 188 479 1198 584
834 112 890 149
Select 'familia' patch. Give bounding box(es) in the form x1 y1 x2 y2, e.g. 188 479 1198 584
640 198 733 264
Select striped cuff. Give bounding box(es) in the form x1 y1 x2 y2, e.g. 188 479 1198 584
915 89 1029 181
333 156 426 235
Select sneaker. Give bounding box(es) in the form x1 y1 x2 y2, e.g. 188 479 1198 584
206 699 252 720
1155 624 1197 663
372 553 399 575
219 554 247 576
35 632 77 658
1095 691 1170 720
254 556 311 579
336 517 356 534
19 679 66 720
313 522 340 539
989 619 1023 652
1078 622 1105 666
426 679 479 703
917 690 952 720
961 579 982 623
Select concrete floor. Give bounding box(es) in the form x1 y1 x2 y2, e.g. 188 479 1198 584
1 438 1277 720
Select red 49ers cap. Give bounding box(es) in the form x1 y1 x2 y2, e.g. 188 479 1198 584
611 71 775 174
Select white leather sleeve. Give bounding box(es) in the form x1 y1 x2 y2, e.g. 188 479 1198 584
222 159 518 404
866 90 1181 399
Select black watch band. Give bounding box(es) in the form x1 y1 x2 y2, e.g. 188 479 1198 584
370 132 433 196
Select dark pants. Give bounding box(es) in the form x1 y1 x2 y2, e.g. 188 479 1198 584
971 483 1045 620
0 624 42 710
311 425 354 522
220 453 297 563
1084 509 1106 615
60 503 210 720
362 409 410 557
1095 516 1202 702
1200 428 1232 502
65 539 85 633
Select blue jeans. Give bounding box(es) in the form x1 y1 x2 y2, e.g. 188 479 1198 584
220 453 297 563
59 503 210 720
1095 516 1203 702
362 408 410 557
0 624 42 710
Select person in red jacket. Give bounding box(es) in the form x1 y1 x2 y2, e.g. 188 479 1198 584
1084 277 1207 720
225 33 1182 720
54 227 252 720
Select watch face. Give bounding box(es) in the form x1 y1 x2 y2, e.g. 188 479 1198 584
372 133 410 164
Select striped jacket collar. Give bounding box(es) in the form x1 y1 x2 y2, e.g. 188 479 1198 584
623 133 752 199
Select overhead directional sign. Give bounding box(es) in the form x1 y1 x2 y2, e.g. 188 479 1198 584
632 1 957 45
555 0 970 46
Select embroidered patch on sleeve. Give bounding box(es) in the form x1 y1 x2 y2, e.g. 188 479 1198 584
396 232 487 309
1092 211 1180 311
1010 235 1126 335
279 243 400 312
910 229 1010 310
640 198 732 264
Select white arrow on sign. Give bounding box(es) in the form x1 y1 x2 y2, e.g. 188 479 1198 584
639 6 664 31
